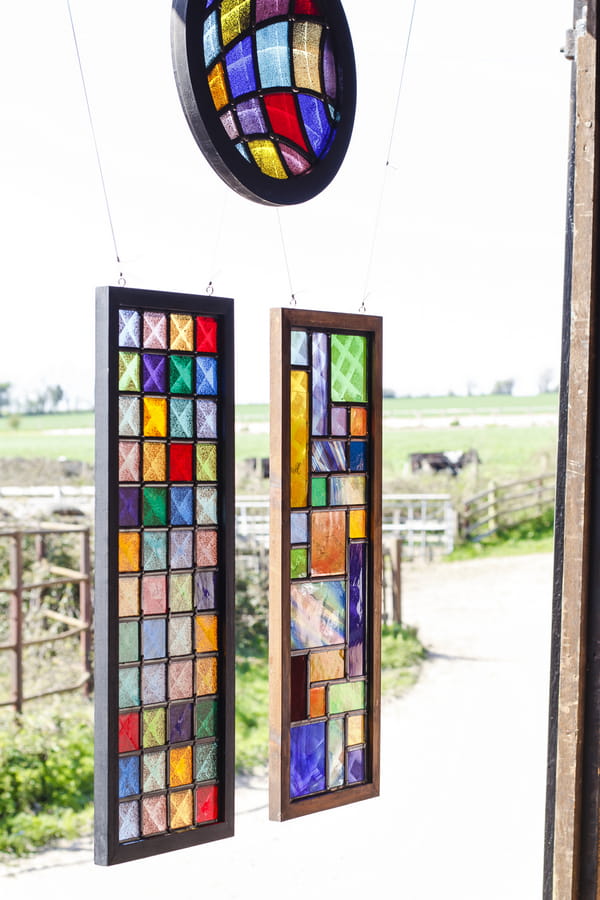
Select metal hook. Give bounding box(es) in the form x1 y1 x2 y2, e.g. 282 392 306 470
290 293 297 306
206 281 214 296
118 273 126 287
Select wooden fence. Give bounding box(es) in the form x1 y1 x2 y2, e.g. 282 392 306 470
0 524 92 714
459 473 555 541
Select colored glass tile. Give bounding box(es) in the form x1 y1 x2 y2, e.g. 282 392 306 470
196 657 218 695
196 529 218 567
170 443 194 481
256 0 290 21
142 794 167 835
349 508 366 539
119 441 140 482
169 616 193 657
196 699 218 738
331 334 367 402
143 442 167 482
170 529 194 569
322 30 336 99
328 680 365 714
143 311 167 349
349 441 367 472
119 712 140 753
119 351 140 392
309 686 326 718
142 354 167 393
119 486 140 528
298 94 334 157
169 573 193 611
143 397 168 438
328 718 344 788
290 330 308 365
196 615 218 653
350 406 367 436
143 707 166 749
119 309 141 347
290 370 309 508
290 546 308 579
203 10 221 67
208 62 229 110
290 511 308 544
349 542 365 676
312 440 346 472
347 746 365 784
169 659 194 700
141 574 167 614
141 663 166 704
170 790 194 829
143 618 166 660
119 396 140 436
293 22 323 92
169 703 194 744
310 649 344 683
119 666 140 708
196 486 218 525
170 397 194 439
291 653 308 721
142 531 167 571
195 570 217 610
311 332 328 436
264 93 307 152
171 486 194 526
311 509 345 575
142 750 166 792
170 355 194 394
170 746 193 787
290 721 326 798
311 476 327 507
256 22 292 88
347 714 365 746
248 139 287 178
119 577 139 617
143 486 167 526
291 580 345 649
119 800 140 842
119 755 140 798
196 785 218 823
196 444 217 481
331 406 347 435
329 475 366 506
236 96 266 135
196 400 217 438
170 314 194 351
196 357 218 395
226 36 256 97
220 0 251 46
196 317 217 352
119 532 140 573
195 742 218 782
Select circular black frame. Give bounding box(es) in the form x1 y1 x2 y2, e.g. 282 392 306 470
171 0 357 206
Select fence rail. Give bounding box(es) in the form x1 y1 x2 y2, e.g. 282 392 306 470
459 473 555 541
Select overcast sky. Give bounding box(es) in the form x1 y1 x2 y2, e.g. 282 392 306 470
0 0 572 407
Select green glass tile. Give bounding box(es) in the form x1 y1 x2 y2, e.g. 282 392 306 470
328 718 344 788
328 681 366 714
169 573 193 612
170 355 194 394
195 741 218 782
143 707 166 748
330 334 367 403
119 621 139 663
119 667 140 708
196 444 217 482
118 351 140 392
311 477 327 507
169 397 194 438
290 547 308 579
143 487 168 526
196 699 218 739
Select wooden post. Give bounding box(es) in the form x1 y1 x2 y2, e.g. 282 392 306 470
487 481 498 534
79 528 92 696
9 532 23 716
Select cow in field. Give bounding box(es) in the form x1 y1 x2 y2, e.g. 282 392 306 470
409 448 481 477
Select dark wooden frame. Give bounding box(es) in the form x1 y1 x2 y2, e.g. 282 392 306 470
94 286 235 865
269 307 382 821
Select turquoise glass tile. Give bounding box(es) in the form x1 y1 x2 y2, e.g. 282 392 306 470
142 531 168 571
170 397 194 439
119 666 140 708
256 22 291 88
203 9 221 66
195 741 218 782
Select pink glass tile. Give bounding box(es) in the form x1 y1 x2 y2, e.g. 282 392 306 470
119 441 140 482
141 574 167 614
143 311 168 349
196 529 218 567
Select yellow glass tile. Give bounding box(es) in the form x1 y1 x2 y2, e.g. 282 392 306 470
196 657 218 696
220 0 250 46
208 62 229 110
169 746 193 787
347 714 365 746
349 508 367 539
290 370 308 508
143 397 168 438
170 314 194 351
196 615 218 653
292 22 323 93
169 789 193 829
350 407 367 436
119 577 139 616
310 649 344 683
248 140 288 179
119 532 140 573
143 442 167 481
196 444 217 482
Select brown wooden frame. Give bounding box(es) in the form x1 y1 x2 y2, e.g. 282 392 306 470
269 307 382 821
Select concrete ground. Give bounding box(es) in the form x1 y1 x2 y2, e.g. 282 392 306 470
0 553 553 899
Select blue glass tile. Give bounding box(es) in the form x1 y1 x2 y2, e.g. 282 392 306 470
170 486 194 526
349 440 367 472
203 10 221 67
143 618 166 660
143 531 168 571
235 142 252 161
170 398 194 439
256 23 291 89
236 97 267 137
349 542 365 676
195 570 216 610
119 309 140 348
298 93 335 157
119 486 140 528
196 357 218 395
226 37 256 97
119 756 140 798
312 440 347 473
290 722 326 798
312 332 328 436
290 512 308 544
142 354 167 393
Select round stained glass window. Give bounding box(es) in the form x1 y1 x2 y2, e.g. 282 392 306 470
171 0 357 206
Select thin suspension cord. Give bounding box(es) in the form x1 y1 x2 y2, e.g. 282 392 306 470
67 0 124 282
361 0 418 309
277 209 296 304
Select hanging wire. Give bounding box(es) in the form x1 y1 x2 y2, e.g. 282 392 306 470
360 0 418 311
276 209 297 305
204 193 229 296
67 0 125 284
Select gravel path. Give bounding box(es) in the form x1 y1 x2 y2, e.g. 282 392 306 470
0 553 553 899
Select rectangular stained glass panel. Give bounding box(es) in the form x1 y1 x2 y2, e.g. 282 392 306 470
95 286 235 864
269 308 382 821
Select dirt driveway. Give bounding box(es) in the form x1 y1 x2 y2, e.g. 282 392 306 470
1 553 554 899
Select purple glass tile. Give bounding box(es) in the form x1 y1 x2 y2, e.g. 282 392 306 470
280 145 311 175
236 97 267 137
349 542 365 676
312 332 328 436
255 0 290 22
195 570 216 611
169 702 194 743
323 32 337 100
331 407 347 436
119 800 140 841
119 486 140 527
142 354 167 393
170 530 194 570
141 663 166 704
196 399 217 438
290 512 308 544
347 746 365 784
119 309 140 348
290 722 326 798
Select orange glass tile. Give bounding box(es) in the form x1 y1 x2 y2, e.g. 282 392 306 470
169 745 193 787
143 442 167 482
143 397 168 438
196 657 218 695
170 314 194 351
310 510 346 576
169 789 194 829
310 649 345 682
196 615 218 653
196 530 218 567
350 407 367 436
347 714 365 746
208 62 229 110
290 370 308 508
118 577 139 616
119 532 140 573
309 686 326 718
349 508 367 539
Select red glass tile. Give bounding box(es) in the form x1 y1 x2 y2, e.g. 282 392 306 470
119 712 140 752
294 0 320 13
196 785 218 823
264 94 308 152
169 443 193 481
196 317 217 353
